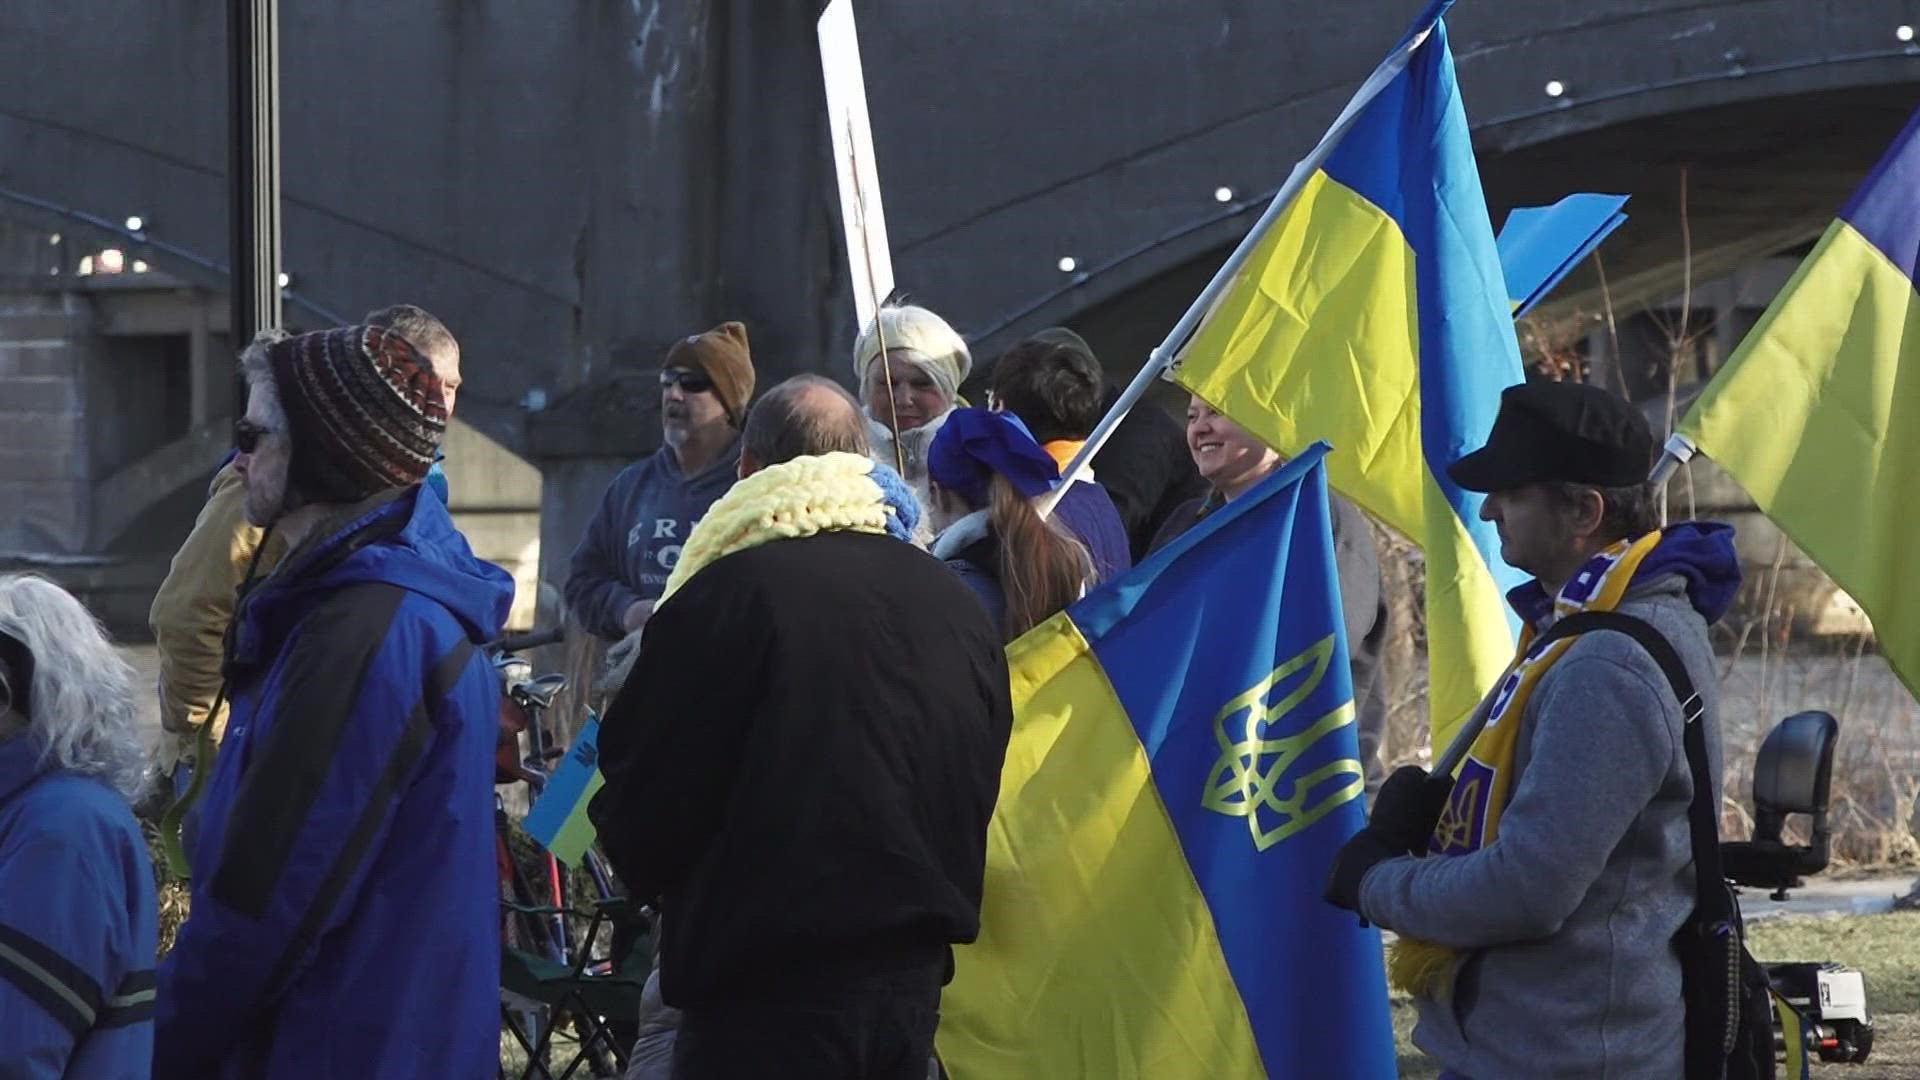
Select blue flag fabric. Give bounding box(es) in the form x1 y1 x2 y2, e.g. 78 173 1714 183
1496 193 1631 316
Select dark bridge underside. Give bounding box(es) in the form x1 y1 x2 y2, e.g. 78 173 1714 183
1072 82 1920 386
1 0 1914 454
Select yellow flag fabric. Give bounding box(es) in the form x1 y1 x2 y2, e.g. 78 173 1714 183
1171 11 1524 750
1678 106 1920 700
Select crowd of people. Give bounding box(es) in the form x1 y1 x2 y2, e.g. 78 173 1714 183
0 296 1737 1080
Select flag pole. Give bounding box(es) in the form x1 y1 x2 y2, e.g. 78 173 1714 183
1037 18 1442 518
1647 432 1697 487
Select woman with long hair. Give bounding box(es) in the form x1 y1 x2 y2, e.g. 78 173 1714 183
0 574 156 1078
927 408 1094 641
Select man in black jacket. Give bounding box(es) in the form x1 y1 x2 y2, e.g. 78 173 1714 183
589 375 1014 1080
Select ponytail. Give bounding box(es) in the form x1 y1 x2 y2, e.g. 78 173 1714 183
990 475 1094 641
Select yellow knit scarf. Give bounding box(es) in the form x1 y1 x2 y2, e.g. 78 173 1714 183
657 452 901 606
1388 530 1664 998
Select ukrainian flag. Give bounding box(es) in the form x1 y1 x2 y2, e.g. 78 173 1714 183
523 717 605 867
936 444 1396 1079
1172 0 1524 750
1679 105 1920 698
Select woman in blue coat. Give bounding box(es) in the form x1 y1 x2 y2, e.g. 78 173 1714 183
0 574 157 1079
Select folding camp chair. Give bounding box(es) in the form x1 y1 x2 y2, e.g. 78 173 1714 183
501 897 651 1080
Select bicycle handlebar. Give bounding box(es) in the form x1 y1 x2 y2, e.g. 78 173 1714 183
489 626 565 653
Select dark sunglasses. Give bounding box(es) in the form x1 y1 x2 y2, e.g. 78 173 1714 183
234 419 275 454
659 368 715 394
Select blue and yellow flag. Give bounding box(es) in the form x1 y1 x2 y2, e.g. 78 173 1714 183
1172 0 1524 750
1679 105 1920 701
936 444 1395 1079
522 716 605 867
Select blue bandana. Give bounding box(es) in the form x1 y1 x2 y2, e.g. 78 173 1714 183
926 408 1060 508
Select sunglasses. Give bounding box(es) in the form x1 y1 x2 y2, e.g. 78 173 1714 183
659 368 715 394
234 419 275 454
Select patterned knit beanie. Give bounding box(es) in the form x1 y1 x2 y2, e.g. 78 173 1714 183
267 324 449 504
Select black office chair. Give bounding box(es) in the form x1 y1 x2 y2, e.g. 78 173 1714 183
1720 710 1872 1065
1721 710 1839 900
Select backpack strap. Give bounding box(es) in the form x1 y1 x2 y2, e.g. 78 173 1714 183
1533 610 1727 918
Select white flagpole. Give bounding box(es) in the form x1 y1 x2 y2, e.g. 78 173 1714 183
1038 19 1442 518
818 0 895 334
819 0 909 474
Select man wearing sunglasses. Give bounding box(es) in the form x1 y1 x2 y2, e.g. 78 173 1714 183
148 305 461 787
154 323 513 1079
565 321 756 642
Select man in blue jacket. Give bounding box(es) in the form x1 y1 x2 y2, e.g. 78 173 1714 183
154 323 513 1079
148 304 460 798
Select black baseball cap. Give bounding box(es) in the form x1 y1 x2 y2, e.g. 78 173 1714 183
1448 380 1655 493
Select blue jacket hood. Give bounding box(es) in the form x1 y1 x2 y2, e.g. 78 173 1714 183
1635 520 1742 624
234 487 512 665
1508 521 1743 627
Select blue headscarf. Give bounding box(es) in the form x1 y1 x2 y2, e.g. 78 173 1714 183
926 408 1060 509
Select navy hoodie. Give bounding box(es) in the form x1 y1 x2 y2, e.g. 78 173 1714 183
154 487 513 1080
565 438 742 640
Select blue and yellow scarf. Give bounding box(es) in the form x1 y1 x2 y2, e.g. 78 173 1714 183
1389 529 1664 996
658 452 920 605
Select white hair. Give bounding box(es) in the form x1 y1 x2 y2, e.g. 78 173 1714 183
0 575 148 800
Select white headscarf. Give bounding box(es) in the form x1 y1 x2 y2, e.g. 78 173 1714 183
852 305 971 406
854 305 972 535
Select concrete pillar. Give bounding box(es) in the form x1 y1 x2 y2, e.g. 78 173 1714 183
529 0 849 620
526 373 663 611
0 292 91 553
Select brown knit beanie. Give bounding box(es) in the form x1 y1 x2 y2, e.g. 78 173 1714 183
267 324 449 504
664 321 756 424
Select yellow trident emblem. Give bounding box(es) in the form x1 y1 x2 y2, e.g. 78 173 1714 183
1430 772 1483 853
1201 635 1365 851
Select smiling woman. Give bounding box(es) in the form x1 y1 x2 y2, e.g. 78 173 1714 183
1184 395 1280 501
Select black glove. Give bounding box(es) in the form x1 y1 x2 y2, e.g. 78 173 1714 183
1367 764 1454 854
1323 827 1398 914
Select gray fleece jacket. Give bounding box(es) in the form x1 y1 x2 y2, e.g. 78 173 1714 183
1360 523 1740 1079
